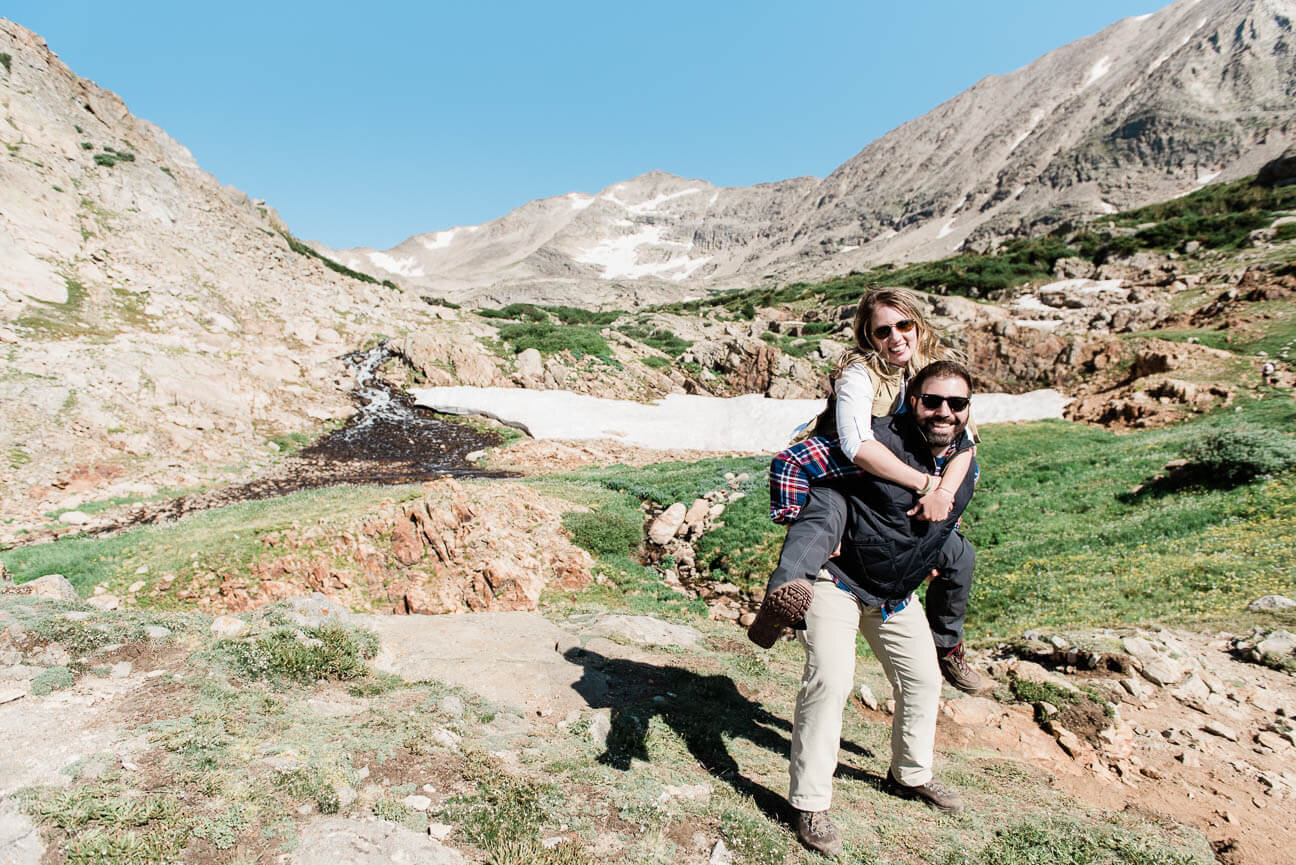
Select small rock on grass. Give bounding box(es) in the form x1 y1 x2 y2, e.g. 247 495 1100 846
210 615 248 638
86 594 120 611
588 712 612 747
1247 595 1296 611
857 683 879 711
24 574 79 602
144 625 171 640
291 817 463 865
710 839 733 865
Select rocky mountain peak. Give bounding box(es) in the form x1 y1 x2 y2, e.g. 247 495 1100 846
336 0 1294 305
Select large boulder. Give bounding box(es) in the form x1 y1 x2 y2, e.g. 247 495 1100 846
398 332 500 387
23 574 80 602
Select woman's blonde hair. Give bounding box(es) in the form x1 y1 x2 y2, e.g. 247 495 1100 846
800 286 960 441
833 286 952 382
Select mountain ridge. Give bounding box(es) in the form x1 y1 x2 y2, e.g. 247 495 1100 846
331 0 1295 305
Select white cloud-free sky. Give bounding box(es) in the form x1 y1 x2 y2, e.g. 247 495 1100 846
7 0 1161 249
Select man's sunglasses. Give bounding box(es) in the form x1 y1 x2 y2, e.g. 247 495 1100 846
917 394 971 412
871 318 917 341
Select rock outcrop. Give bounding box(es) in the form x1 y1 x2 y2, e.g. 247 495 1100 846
171 478 592 615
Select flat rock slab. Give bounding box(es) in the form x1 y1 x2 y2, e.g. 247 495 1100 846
412 387 1067 452
291 817 463 865
580 613 703 648
0 682 141 797
360 612 637 715
0 799 43 865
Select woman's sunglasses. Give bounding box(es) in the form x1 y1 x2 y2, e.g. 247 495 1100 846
871 318 917 341
917 394 971 412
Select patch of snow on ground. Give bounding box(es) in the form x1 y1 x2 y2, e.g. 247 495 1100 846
421 229 458 251
1083 55 1113 89
951 195 968 213
1099 201 1118 214
627 187 703 215
1132 12 1153 21
367 252 425 278
1012 294 1053 313
411 388 1067 452
1009 109 1047 152
838 245 860 253
707 191 719 207
568 193 594 210
938 218 957 239
1010 186 1025 199
1196 170 1221 186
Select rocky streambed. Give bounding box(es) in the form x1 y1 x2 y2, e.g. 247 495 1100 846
9 345 513 545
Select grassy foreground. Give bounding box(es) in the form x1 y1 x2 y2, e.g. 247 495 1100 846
3 596 1216 865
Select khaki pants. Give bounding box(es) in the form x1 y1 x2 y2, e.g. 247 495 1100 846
788 575 941 811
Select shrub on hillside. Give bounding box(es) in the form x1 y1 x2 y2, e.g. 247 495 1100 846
618 325 692 357
221 623 379 683
479 303 550 322
1180 427 1296 486
562 506 642 556
497 321 614 362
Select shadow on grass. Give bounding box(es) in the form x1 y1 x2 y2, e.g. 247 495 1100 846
563 647 875 825
1114 467 1215 503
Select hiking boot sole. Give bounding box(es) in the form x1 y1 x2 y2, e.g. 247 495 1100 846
747 580 814 649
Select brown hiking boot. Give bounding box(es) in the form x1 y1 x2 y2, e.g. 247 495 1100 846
794 809 843 856
747 580 814 649
938 642 989 694
884 773 964 814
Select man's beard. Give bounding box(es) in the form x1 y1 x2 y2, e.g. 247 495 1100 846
918 415 966 449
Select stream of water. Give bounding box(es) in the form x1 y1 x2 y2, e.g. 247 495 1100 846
73 344 510 535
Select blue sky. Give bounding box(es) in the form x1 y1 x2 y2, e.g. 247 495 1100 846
8 1 1161 250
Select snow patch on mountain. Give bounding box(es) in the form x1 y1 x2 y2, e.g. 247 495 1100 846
1083 55 1113 89
627 187 704 215
1009 109 1047 152
575 225 711 281
368 252 425 278
421 229 460 251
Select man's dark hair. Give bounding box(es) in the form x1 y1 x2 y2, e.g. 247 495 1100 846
909 360 973 396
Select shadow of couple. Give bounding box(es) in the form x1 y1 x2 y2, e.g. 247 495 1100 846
562 645 879 826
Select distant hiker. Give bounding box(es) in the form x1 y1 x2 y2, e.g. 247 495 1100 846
784 361 979 855
749 287 987 694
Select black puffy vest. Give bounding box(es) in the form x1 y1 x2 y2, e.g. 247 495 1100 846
827 413 976 605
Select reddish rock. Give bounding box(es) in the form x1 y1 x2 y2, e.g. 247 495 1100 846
391 517 424 565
